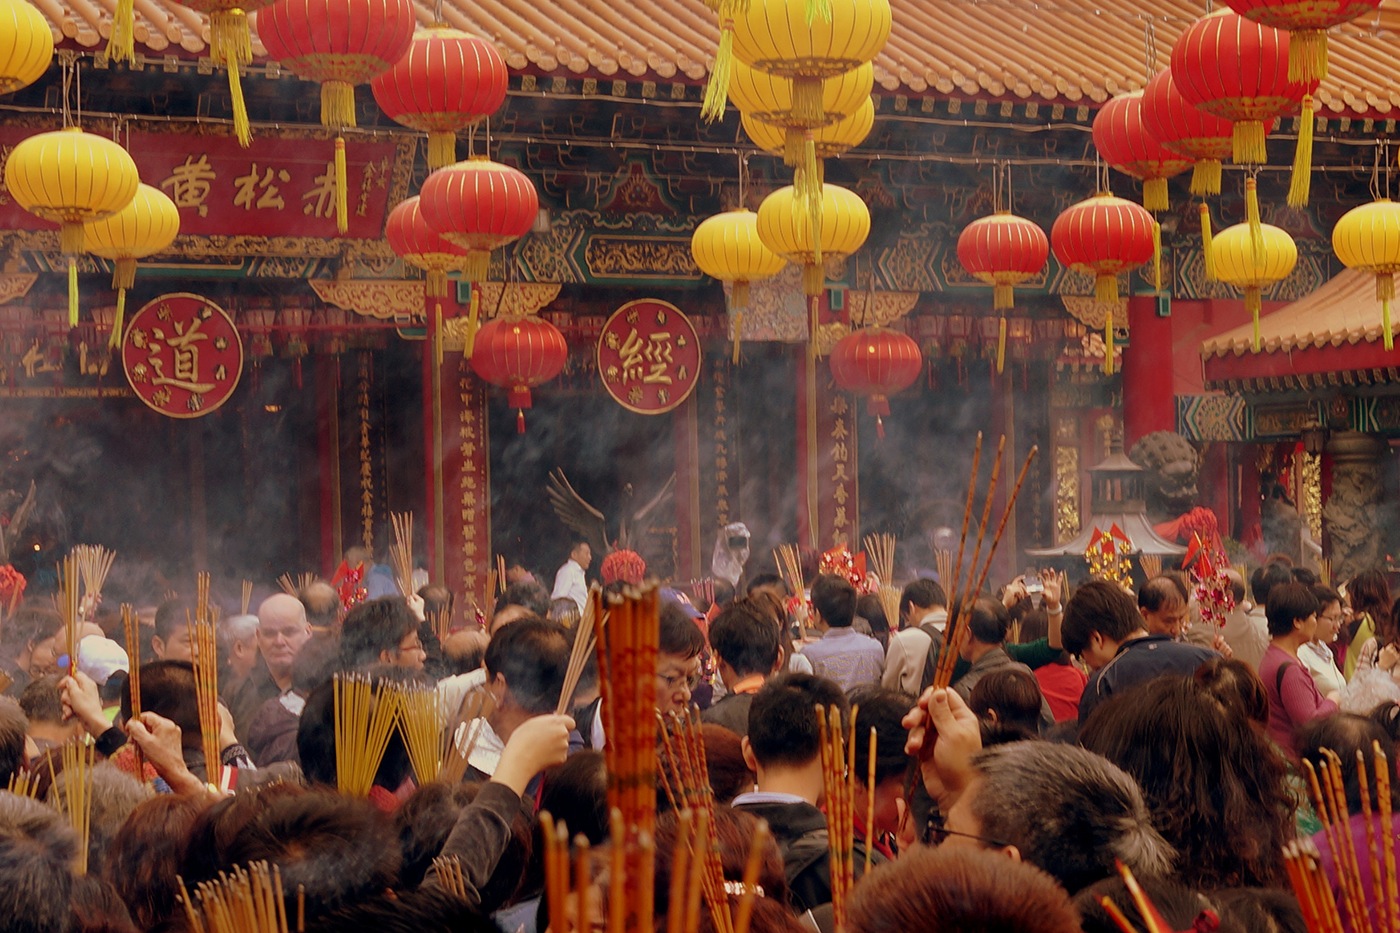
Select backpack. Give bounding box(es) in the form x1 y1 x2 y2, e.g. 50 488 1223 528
918 624 948 693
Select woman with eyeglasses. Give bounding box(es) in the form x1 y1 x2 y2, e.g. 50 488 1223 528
1300 584 1347 698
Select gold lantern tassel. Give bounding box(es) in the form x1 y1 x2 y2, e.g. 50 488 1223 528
993 281 1013 311
1289 96 1314 208
68 258 78 329
465 251 490 283
1247 285 1262 352
426 269 447 299
1199 203 1216 281
334 136 348 235
107 0 135 64
1190 159 1222 197
1245 176 1264 261
209 11 253 146
1152 219 1162 293
1289 29 1328 83
464 286 481 358
434 302 443 367
1143 178 1169 213
732 309 743 364
227 66 251 147
322 82 357 129
1379 272 1395 352
1233 120 1267 165
806 0 832 24
792 78 824 128
700 15 734 123
803 262 825 297
996 316 1007 375
1095 273 1119 307
108 258 137 350
1104 308 1115 376
428 132 456 170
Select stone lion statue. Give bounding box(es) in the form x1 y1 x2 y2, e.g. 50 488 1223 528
1128 431 1201 524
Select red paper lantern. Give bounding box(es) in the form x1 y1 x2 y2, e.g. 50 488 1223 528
1092 90 1193 213
256 0 415 231
1140 67 1276 197
956 212 1048 311
419 157 538 282
469 315 567 432
386 196 473 299
371 25 509 170
1225 0 1380 82
828 326 922 437
1170 10 1317 206
1051 193 1156 375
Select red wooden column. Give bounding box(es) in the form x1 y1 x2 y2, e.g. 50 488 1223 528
797 345 860 552
315 354 344 574
1122 295 1176 446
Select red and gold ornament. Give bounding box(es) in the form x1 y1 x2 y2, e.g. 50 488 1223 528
828 325 922 438
469 315 568 433
1092 90 1193 213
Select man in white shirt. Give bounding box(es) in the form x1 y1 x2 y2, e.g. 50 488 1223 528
883 579 945 696
551 541 592 614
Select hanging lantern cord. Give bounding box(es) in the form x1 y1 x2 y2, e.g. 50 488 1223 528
1004 161 1015 215
1143 21 1157 84
738 151 748 208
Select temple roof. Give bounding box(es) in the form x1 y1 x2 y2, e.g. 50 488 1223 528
1201 268 1400 391
33 0 1400 115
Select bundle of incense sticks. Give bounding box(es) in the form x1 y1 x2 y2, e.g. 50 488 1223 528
189 609 222 787
658 709 732 933
179 861 293 933
389 511 415 598
427 608 451 645
276 573 316 597
7 769 38 798
1139 553 1162 580
1098 861 1174 933
241 580 254 616
121 603 145 780
1294 743 1400 933
51 738 95 875
556 587 601 715
497 555 508 596
440 688 496 786
1319 557 1333 587
433 854 469 901
932 435 1040 690
594 584 660 933
774 545 804 598
56 554 81 678
483 570 498 615
72 544 116 610
333 673 400 797
817 703 858 932
863 533 902 627
393 681 444 785
934 548 953 592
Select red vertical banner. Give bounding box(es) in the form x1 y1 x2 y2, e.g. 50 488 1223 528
797 349 860 552
441 363 492 616
673 393 702 581
316 355 343 574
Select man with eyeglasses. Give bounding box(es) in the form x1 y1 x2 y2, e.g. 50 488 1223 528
655 601 706 718
904 686 1175 895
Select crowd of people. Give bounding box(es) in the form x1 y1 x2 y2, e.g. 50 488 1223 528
0 539 1394 932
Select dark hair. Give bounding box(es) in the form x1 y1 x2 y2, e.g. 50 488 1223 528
898 579 946 622
709 602 781 677
223 790 400 922
540 750 609 844
653 806 788 921
121 661 200 747
153 599 192 643
483 617 570 715
968 668 1043 735
71 873 138 933
746 673 847 769
746 573 788 598
1075 876 1220 933
658 602 706 660
1079 675 1292 888
1352 569 1394 643
1311 584 1342 612
416 585 454 619
305 887 501 933
19 675 63 725
1061 581 1143 657
493 580 551 618
105 795 208 932
393 782 469 889
296 673 414 791
179 782 313 891
1264 582 1319 638
700 724 753 804
1291 566 1319 587
1212 888 1308 933
966 598 1010 645
292 632 341 696
847 845 1082 933
0 700 27 793
849 686 916 786
300 581 341 629
1250 562 1294 607
339 597 419 670
3 607 60 657
0 792 78 933
856 594 891 644
1297 711 1400 812
1194 657 1269 728
1138 576 1186 613
811 574 857 628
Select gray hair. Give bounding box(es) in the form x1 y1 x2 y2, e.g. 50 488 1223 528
47 763 152 877
0 790 77 933
220 613 260 644
970 741 1175 893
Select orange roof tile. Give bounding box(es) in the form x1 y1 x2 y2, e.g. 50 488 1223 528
1200 267 1396 357
33 0 1400 115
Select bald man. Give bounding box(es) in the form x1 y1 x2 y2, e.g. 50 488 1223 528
225 594 312 741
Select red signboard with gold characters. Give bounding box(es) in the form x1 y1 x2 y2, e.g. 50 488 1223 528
121 294 244 419
597 299 701 415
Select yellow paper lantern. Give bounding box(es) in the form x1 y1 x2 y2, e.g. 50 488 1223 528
731 0 891 126
1332 198 1400 351
5 127 140 326
84 184 181 348
757 183 870 295
742 98 874 165
0 0 52 95
693 208 788 362
1210 221 1297 352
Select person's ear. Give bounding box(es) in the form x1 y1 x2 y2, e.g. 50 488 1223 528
378 648 395 664
1000 843 1022 863
741 736 759 773
773 646 785 674
151 636 166 658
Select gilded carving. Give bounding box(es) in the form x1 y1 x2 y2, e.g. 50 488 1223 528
1060 294 1131 331
0 274 35 305
583 237 701 280
1301 451 1322 543
845 291 920 328
1055 444 1081 544
310 279 423 320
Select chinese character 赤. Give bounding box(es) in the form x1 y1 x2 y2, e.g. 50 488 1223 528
233 164 290 211
302 161 340 219
161 155 217 217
